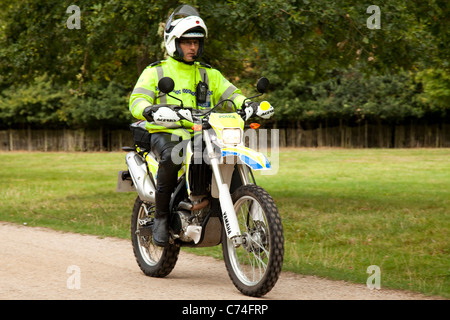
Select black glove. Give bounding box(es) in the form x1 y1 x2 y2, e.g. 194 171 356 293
143 106 154 122
243 101 258 120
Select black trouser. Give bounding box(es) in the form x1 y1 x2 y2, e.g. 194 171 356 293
150 133 185 217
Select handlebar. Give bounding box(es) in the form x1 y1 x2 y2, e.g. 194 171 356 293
151 101 245 126
150 76 269 128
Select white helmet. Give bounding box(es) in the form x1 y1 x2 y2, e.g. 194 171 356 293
164 5 208 61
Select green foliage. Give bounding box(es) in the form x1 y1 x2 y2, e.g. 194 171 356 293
0 74 132 129
268 68 431 127
63 81 133 128
0 0 448 128
415 68 450 112
0 74 67 127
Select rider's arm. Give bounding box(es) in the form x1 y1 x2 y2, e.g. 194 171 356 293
129 67 158 120
210 69 246 111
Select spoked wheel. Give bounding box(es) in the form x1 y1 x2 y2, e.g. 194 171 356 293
131 196 179 277
222 185 284 297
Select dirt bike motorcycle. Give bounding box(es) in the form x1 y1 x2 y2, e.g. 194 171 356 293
117 76 284 297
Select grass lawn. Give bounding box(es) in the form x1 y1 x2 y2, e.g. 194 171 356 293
0 149 448 298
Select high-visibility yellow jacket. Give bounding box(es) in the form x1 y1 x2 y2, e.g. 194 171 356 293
129 57 246 139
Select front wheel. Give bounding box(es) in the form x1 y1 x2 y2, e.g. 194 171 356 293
222 185 284 297
131 196 180 278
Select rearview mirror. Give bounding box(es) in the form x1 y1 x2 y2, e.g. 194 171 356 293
241 77 270 108
256 77 270 93
158 77 175 94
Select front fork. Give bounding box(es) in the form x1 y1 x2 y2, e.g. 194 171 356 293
203 130 242 246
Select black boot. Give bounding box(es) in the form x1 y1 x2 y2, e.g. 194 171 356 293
153 190 172 247
152 213 169 247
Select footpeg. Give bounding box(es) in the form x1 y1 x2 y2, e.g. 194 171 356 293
136 225 152 237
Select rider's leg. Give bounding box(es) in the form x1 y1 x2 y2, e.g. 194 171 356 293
150 133 182 246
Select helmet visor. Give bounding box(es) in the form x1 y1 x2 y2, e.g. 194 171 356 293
165 5 201 32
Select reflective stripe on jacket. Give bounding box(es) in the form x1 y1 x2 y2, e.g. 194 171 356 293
129 57 246 138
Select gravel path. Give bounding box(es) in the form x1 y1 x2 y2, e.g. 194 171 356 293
0 222 443 300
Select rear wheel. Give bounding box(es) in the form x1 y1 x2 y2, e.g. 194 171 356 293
222 185 284 297
131 196 179 277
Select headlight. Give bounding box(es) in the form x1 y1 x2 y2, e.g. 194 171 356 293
222 128 242 145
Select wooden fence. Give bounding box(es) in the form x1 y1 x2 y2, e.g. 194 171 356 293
278 122 450 148
0 128 133 152
0 122 449 151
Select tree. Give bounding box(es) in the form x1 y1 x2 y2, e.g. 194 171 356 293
0 0 448 129
415 68 450 113
0 74 67 128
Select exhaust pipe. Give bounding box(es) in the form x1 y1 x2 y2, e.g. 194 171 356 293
125 151 156 203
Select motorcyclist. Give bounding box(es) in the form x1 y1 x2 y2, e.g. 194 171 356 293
128 5 274 246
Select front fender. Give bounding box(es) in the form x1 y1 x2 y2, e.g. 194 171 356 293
221 145 271 170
